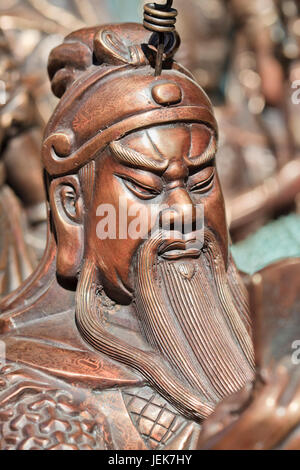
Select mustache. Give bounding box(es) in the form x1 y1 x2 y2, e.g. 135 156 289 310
158 236 203 260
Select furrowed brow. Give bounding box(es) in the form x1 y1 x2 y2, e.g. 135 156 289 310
110 141 168 172
187 133 217 168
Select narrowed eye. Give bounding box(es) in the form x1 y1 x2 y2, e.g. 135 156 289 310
190 168 215 194
121 176 161 200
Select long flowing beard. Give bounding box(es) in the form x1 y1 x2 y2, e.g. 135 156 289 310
75 257 215 421
75 231 254 422
135 231 255 405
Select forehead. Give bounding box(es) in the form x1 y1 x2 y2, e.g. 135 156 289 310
116 123 214 164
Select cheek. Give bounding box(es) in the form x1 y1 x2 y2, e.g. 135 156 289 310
90 173 161 284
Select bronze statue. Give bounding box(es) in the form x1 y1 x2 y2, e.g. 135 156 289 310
0 2 299 451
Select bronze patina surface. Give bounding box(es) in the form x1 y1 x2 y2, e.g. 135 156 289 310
0 4 299 450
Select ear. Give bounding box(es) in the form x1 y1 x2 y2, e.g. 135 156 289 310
49 175 84 280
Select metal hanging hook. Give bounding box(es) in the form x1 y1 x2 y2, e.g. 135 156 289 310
143 0 178 76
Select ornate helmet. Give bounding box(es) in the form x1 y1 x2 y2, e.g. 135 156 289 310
42 23 218 176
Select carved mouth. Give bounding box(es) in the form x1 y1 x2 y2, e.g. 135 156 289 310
158 239 201 260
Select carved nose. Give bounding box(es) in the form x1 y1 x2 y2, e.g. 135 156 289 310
159 188 197 234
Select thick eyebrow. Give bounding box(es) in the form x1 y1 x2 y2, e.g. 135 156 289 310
109 141 168 172
186 133 217 168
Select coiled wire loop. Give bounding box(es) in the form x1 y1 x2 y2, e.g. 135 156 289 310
143 1 178 75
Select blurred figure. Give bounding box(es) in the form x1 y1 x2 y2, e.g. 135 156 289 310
171 0 300 239
0 0 115 297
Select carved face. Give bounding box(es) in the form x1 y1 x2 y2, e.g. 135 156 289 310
86 123 228 304
76 122 254 420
